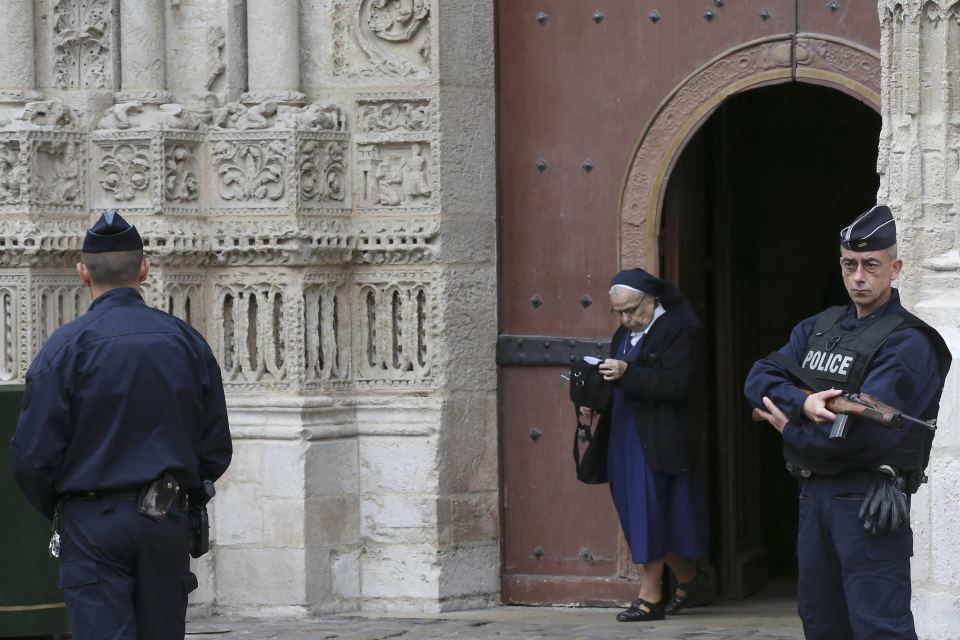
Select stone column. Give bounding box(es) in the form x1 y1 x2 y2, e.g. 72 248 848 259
117 0 171 103
878 2 960 637
242 0 304 104
0 0 40 102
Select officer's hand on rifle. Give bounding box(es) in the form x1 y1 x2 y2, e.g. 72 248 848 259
757 396 790 433
802 388 843 424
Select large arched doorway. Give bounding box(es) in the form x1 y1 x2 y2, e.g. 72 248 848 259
661 82 882 596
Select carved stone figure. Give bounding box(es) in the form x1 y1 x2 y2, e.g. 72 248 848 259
0 143 28 204
358 100 430 132
367 0 429 41
205 26 227 91
99 144 152 202
280 103 347 131
34 142 81 204
375 157 404 206
403 143 431 200
212 102 278 130
97 102 143 130
15 100 78 128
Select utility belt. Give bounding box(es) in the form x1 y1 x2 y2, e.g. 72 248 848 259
51 473 214 560
61 488 188 512
787 463 912 536
785 461 926 493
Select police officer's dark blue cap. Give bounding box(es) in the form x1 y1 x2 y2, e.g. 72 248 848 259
82 211 143 254
611 268 663 296
840 205 896 252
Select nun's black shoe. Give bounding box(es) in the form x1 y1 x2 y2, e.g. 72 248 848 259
665 569 713 615
616 597 666 622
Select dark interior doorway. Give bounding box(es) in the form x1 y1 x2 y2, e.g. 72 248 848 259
661 83 882 597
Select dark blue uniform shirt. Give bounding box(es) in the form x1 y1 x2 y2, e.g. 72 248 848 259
744 289 940 466
10 287 232 519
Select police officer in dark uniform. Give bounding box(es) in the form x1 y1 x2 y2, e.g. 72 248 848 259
744 205 951 640
9 212 232 640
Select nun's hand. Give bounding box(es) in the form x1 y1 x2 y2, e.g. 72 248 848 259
599 359 627 381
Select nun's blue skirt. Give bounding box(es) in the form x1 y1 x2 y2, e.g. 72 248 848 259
607 340 707 564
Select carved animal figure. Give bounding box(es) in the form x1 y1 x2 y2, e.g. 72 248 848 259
16 100 76 128
97 101 143 130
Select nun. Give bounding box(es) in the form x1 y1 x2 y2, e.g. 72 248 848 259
582 268 711 621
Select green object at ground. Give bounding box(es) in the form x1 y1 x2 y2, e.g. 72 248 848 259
0 385 70 638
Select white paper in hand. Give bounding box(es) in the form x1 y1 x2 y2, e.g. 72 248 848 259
583 356 602 365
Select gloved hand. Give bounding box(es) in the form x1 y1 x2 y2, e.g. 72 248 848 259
858 474 909 536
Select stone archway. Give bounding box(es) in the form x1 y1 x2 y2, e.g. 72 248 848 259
618 34 881 270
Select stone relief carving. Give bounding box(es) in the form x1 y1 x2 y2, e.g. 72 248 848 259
334 0 432 77
99 143 152 202
278 103 348 131
304 279 349 383
212 139 287 202
33 141 82 205
97 102 206 132
354 274 435 384
9 101 79 130
0 286 16 382
53 0 112 89
164 145 200 203
0 142 28 204
358 99 431 132
357 142 433 208
205 26 227 91
300 141 347 204
213 102 277 131
214 282 288 386
35 278 87 346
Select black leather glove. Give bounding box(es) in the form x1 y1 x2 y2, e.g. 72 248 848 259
859 473 909 536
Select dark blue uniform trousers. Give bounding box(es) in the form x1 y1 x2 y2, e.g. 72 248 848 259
58 498 197 640
797 472 916 640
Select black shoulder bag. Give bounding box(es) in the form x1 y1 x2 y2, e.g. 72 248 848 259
569 360 613 484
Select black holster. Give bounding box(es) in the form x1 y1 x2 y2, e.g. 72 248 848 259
189 480 216 558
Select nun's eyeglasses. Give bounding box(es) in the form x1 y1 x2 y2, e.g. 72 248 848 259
610 295 650 318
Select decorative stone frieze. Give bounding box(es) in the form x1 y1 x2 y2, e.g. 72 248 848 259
353 269 437 388
303 272 351 388
32 273 88 349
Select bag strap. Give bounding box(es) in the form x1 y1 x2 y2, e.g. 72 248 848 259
572 405 596 472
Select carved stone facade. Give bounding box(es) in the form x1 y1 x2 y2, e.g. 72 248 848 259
878 2 960 636
0 0 496 617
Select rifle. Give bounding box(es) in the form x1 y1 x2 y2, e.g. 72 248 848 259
751 391 936 440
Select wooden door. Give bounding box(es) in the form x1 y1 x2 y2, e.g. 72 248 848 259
497 0 881 604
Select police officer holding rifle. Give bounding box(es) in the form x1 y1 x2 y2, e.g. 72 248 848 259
744 205 951 640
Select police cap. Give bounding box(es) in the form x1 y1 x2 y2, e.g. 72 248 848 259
840 205 896 252
82 211 143 254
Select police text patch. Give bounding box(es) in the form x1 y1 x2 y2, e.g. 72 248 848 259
800 348 858 383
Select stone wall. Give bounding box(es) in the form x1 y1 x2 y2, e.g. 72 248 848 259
0 0 497 616
877 1 960 636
